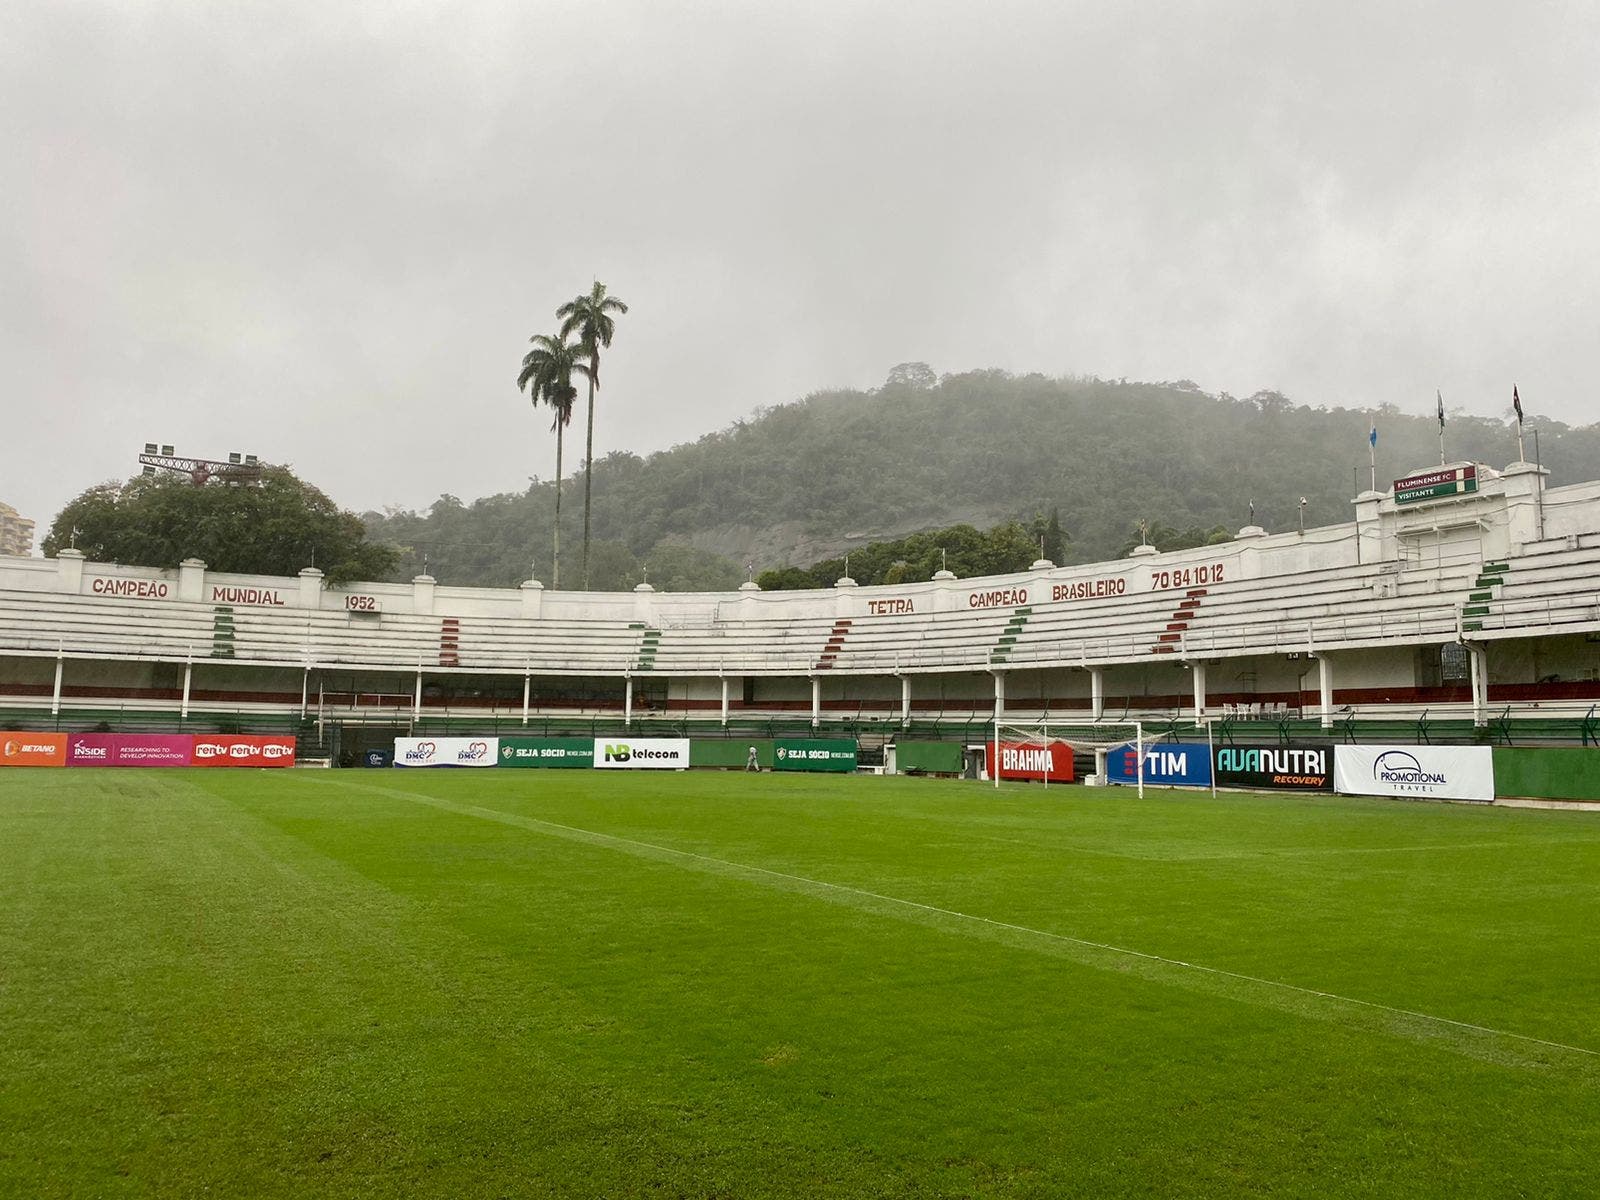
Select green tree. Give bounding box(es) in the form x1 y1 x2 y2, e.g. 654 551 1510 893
557 280 629 589
517 330 587 589
44 468 398 585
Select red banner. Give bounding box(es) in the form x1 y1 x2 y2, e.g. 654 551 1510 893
190 735 297 767
986 740 1075 782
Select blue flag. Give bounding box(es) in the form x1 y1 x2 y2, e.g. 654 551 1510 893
1369 423 1377 449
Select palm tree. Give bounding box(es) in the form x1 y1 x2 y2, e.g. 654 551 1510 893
516 332 586 589
557 281 628 588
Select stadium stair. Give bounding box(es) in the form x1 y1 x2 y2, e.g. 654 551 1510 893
210 605 236 658
814 619 851 670
438 617 461 667
1152 588 1206 654
631 624 661 671
989 606 1032 665
1460 561 1507 633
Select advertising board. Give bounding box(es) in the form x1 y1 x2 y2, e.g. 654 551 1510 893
1213 744 1331 791
1 732 67 767
591 738 690 770
774 739 858 773
984 740 1075 782
393 737 499 767
497 738 595 769
190 735 297 767
1333 745 1494 802
1105 742 1213 787
104 734 194 766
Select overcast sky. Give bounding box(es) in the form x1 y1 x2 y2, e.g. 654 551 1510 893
4 1 1598 541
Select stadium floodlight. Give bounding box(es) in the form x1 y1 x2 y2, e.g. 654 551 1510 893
991 718 1144 798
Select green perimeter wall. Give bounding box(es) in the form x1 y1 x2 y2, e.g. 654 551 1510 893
895 741 964 774
690 739 775 770
1492 747 1600 801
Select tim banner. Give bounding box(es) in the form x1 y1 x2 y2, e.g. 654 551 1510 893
592 738 690 770
774 739 859 773
984 740 1074 782
1 732 67 767
190 736 297 767
1213 744 1331 792
1333 745 1494 802
497 737 595 769
1106 742 1213 788
393 737 499 767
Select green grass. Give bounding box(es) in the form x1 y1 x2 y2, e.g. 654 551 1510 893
3 770 1599 1198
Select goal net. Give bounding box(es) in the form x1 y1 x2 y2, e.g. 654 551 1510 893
990 720 1144 796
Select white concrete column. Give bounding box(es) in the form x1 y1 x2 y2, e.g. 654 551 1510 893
52 654 64 716
1316 653 1334 729
901 675 912 727
1091 668 1104 720
811 676 821 728
625 675 634 725
520 578 544 617
297 566 324 608
720 677 730 727
412 574 436 615
300 667 309 719
993 671 1006 725
178 558 207 604
56 548 85 593
522 672 531 726
181 659 192 718
1468 643 1489 727
413 669 423 720
1191 661 1207 720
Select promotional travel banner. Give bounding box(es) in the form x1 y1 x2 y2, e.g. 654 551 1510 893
1333 745 1494 802
1 732 67 767
190 735 297 767
984 740 1074 782
1105 741 1213 787
497 737 595 768
1213 744 1332 791
393 737 499 767
774 739 859 773
591 738 691 770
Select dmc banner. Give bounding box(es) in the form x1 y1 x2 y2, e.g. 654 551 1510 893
190 735 297 767
591 738 690 770
393 737 499 767
984 740 1074 782
1333 745 1494 802
774 739 859 773
1 732 67 767
1213 744 1332 792
497 737 595 769
1106 741 1213 787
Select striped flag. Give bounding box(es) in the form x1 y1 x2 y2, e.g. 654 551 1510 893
1513 385 1524 424
1437 390 1445 428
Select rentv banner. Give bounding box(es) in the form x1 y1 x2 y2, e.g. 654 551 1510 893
1213 744 1331 792
393 737 499 767
189 735 297 767
592 738 690 770
1333 745 1494 802
774 739 858 773
1106 742 1212 787
497 737 594 769
985 740 1074 782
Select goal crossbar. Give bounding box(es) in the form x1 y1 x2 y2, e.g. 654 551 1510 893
990 719 1144 797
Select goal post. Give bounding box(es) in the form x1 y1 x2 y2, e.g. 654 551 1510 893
990 719 1143 797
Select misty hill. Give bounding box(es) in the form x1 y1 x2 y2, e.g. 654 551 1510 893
363 371 1600 589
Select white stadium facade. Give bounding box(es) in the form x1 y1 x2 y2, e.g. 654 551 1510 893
3 457 1600 771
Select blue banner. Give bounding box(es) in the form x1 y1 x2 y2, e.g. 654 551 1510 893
1106 741 1212 787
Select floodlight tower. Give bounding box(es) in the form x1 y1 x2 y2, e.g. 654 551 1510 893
137 443 266 485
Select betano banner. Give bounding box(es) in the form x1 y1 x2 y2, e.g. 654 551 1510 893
1106 742 1213 787
774 739 859 773
393 737 499 767
984 740 1074 782
1213 744 1331 792
1 732 67 766
1333 745 1494 802
497 737 594 769
592 738 690 770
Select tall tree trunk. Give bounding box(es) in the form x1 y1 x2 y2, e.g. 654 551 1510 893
552 425 563 589
581 373 596 588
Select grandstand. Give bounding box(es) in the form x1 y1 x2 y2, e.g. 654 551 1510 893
4 458 1600 758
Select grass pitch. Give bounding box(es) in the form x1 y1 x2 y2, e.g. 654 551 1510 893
3 769 1599 1198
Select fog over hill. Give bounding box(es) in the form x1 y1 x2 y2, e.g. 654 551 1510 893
364 371 1600 590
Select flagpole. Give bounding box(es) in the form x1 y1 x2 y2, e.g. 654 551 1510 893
1368 425 1377 493
1437 390 1446 466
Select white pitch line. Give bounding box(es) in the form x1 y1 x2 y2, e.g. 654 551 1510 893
314 777 1600 1068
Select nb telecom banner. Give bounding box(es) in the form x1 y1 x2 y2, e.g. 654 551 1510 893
1106 742 1212 787
1213 744 1331 792
774 739 858 773
984 740 1074 782
1 733 67 767
497 737 594 769
393 737 499 767
592 738 690 769
1333 745 1494 802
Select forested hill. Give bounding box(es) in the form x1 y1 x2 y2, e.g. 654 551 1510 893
363 371 1600 590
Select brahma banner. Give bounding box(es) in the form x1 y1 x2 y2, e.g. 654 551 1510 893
1106 742 1213 788
190 736 297 767
393 737 499 767
1 733 67 767
1333 745 1494 802
985 740 1075 782
591 738 690 770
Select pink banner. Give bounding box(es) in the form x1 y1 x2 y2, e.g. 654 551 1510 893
64 733 298 767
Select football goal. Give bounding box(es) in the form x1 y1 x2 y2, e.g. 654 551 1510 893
990 719 1144 797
